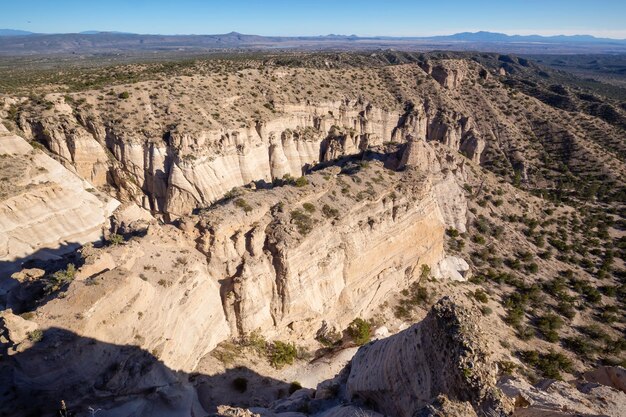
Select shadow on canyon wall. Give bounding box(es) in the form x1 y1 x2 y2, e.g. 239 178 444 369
0 326 299 417
1 223 150 313
0 243 86 313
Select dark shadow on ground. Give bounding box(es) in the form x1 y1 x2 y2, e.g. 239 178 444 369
0 327 295 417
0 242 86 313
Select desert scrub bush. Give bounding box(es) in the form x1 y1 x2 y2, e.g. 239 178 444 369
288 381 302 394
118 91 130 99
564 336 598 358
536 314 563 343
232 377 248 393
211 341 241 365
290 209 314 235
234 198 253 213
394 281 431 319
555 300 576 319
519 349 572 380
472 234 486 244
108 233 124 246
347 318 371 346
525 262 539 274
302 202 316 213
322 204 339 219
472 289 489 303
294 176 308 187
44 264 76 294
27 329 43 343
269 341 297 368
20 312 35 320
242 329 268 355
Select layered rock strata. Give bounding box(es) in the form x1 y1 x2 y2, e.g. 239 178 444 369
195 160 448 340
25 98 483 217
346 297 513 417
0 127 119 277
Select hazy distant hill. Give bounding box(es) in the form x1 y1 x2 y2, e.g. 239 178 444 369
428 31 625 44
0 30 624 55
0 29 35 36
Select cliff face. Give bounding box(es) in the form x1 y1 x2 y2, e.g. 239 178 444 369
0 126 119 277
195 160 448 340
23 97 483 218
346 297 513 417
30 223 230 373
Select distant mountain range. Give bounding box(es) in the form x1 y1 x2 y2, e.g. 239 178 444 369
0 30 624 55
0 29 35 36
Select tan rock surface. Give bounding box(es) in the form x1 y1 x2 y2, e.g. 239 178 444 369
346 297 513 417
196 162 447 340
0 130 119 277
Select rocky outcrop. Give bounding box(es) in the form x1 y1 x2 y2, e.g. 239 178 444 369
419 59 470 90
23 98 484 217
0 128 119 277
346 297 513 417
196 162 447 340
0 323 205 417
0 220 229 415
30 224 229 372
584 366 626 393
499 375 626 417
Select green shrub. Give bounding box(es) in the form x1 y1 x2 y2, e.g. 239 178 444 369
394 282 431 319
288 381 302 394
564 336 597 358
536 314 563 343
347 318 371 346
526 262 539 273
269 341 297 369
519 349 572 380
109 233 124 246
473 289 489 303
580 324 604 339
556 300 576 319
472 234 486 244
118 91 130 99
322 204 339 219
44 264 76 294
302 202 316 213
234 198 253 213
27 329 43 343
290 209 314 235
294 176 308 187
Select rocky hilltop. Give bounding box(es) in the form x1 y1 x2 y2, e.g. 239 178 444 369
0 51 624 416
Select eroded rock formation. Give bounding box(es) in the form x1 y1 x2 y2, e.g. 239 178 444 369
346 297 513 417
195 162 447 340
0 127 119 277
22 98 484 218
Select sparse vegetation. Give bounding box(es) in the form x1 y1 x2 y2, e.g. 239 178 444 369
27 329 43 343
269 341 297 369
235 198 253 213
346 318 371 346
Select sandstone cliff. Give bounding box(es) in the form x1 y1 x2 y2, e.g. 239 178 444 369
0 127 119 277
13 61 488 218
346 297 512 417
195 160 448 340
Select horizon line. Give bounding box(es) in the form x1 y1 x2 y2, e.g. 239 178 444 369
2 29 626 41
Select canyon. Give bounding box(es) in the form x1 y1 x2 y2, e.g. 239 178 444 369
0 51 624 417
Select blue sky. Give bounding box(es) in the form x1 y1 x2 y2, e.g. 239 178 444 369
2 0 625 38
